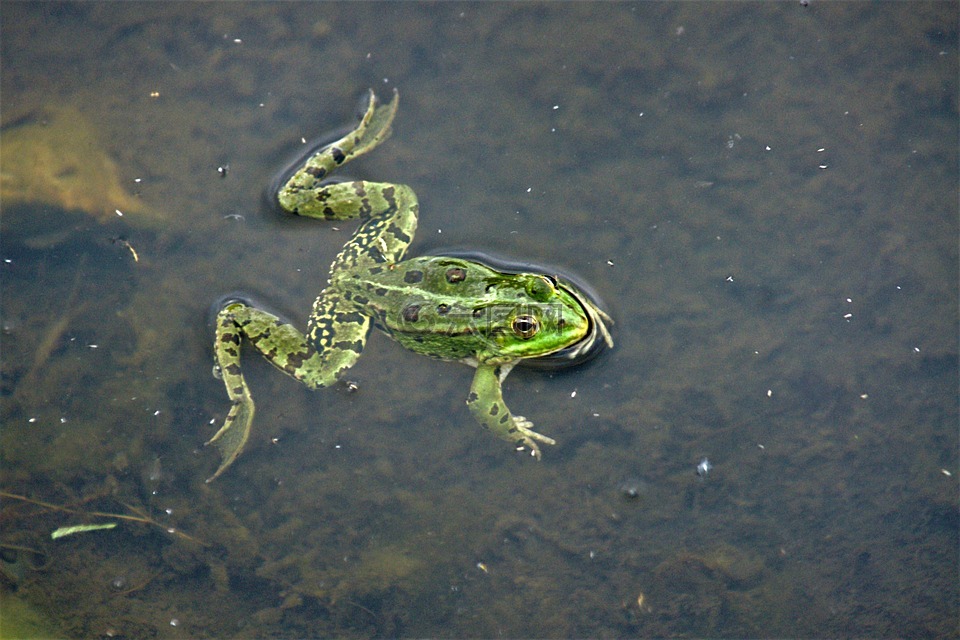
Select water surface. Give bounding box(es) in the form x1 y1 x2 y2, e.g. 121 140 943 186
1 3 957 637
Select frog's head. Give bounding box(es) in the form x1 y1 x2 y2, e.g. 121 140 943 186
479 273 614 365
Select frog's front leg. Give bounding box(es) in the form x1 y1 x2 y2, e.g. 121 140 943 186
466 362 556 459
206 295 369 481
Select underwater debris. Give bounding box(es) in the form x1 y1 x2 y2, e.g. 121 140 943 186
1 106 161 225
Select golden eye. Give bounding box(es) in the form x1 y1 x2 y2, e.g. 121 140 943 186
512 315 539 339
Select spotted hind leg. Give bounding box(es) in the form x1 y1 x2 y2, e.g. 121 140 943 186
276 90 419 271
277 88 399 217
206 295 370 481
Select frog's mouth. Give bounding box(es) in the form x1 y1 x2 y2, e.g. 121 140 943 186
427 249 614 370
544 282 614 368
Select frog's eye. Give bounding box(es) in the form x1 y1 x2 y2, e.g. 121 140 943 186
512 315 540 339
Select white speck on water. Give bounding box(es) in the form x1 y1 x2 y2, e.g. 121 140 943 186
696 457 712 478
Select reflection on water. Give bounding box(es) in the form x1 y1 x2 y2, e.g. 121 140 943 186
1 2 956 637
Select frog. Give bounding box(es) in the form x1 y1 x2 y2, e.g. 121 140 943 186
205 89 613 482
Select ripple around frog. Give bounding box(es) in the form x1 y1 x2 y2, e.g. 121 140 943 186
426 248 614 369
204 90 615 479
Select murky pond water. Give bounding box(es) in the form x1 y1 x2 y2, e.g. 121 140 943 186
2 3 957 637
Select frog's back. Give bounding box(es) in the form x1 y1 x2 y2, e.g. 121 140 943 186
334 256 497 361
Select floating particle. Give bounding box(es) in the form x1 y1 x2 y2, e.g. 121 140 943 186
696 457 712 478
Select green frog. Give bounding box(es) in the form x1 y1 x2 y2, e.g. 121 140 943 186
206 90 613 482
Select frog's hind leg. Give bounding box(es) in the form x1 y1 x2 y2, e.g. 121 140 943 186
322 181 419 272
206 296 370 482
277 88 399 217
277 89 419 271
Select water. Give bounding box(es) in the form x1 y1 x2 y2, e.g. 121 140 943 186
1 3 957 637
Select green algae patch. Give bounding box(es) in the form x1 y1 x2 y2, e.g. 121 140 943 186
1 107 162 227
0 590 62 639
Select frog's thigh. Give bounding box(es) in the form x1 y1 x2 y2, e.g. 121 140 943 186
220 299 366 388
303 181 418 271
305 290 372 384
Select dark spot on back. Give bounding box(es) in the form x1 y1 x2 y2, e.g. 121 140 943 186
402 304 421 322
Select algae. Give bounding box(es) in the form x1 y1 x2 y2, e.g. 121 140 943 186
1 107 161 227
0 590 62 639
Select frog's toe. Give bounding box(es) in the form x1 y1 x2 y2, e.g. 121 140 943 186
514 416 556 445
512 416 556 458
